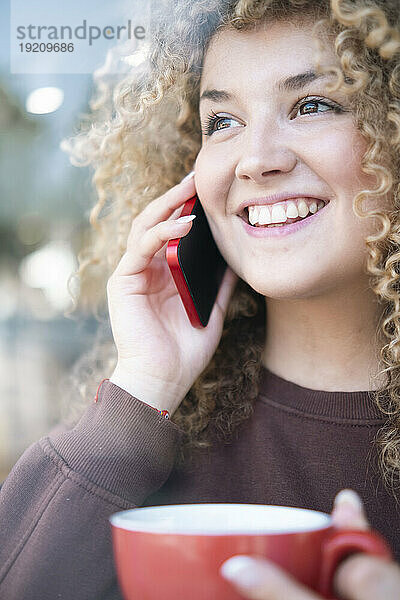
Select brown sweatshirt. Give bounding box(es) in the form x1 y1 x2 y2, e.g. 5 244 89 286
0 365 399 600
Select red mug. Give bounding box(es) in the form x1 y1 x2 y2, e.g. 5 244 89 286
109 503 393 600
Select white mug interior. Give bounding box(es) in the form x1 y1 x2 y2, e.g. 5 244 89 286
110 503 332 535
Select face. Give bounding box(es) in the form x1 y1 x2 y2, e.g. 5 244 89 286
195 20 390 299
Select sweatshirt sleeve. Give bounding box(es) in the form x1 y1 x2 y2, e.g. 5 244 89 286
0 379 184 600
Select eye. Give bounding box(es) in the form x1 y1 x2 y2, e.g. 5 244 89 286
201 96 346 137
291 95 345 119
201 109 242 137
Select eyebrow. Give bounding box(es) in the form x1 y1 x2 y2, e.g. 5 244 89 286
199 69 330 104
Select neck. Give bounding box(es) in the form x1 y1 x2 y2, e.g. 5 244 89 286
261 281 386 392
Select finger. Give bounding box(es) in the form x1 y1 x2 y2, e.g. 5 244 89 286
220 555 322 600
116 174 196 277
132 172 196 237
333 553 400 600
114 214 195 278
211 266 239 322
331 489 369 530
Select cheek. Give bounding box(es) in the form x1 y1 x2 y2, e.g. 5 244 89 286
315 127 373 193
325 128 391 218
194 148 230 216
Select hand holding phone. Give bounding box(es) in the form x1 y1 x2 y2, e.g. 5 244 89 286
107 175 238 416
166 194 228 328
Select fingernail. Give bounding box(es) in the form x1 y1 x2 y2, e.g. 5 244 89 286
220 556 265 588
176 214 196 223
334 489 363 510
180 170 195 183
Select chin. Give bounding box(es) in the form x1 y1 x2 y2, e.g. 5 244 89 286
242 273 319 299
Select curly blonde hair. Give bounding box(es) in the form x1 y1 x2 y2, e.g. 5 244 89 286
61 0 400 498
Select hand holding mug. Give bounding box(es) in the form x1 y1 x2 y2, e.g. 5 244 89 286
220 489 398 600
110 492 393 600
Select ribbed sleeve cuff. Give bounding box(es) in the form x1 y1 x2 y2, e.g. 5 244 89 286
48 380 184 505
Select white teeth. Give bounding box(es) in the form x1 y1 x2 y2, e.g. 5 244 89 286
258 206 271 225
248 205 263 225
246 197 326 226
271 204 287 223
248 205 258 225
297 199 309 218
286 201 298 219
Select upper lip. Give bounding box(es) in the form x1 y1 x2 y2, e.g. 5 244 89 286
236 192 331 215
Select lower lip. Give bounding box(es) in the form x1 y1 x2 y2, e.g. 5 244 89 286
238 202 329 238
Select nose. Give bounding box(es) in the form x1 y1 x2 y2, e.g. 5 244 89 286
235 126 298 184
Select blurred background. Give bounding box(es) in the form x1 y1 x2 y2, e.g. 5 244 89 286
0 1 145 479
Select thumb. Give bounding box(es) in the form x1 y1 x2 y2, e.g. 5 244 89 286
331 489 370 530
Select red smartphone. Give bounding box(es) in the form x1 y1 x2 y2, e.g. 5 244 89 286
166 194 227 328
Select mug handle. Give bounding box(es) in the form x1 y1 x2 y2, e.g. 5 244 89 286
318 527 394 599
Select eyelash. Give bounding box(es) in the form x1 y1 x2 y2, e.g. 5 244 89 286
201 95 345 137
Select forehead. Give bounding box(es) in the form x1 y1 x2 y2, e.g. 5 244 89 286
200 21 336 92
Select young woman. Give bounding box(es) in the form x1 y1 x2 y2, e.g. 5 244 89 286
1 0 400 598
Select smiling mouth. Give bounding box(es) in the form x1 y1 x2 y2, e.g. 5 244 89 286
239 199 329 227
